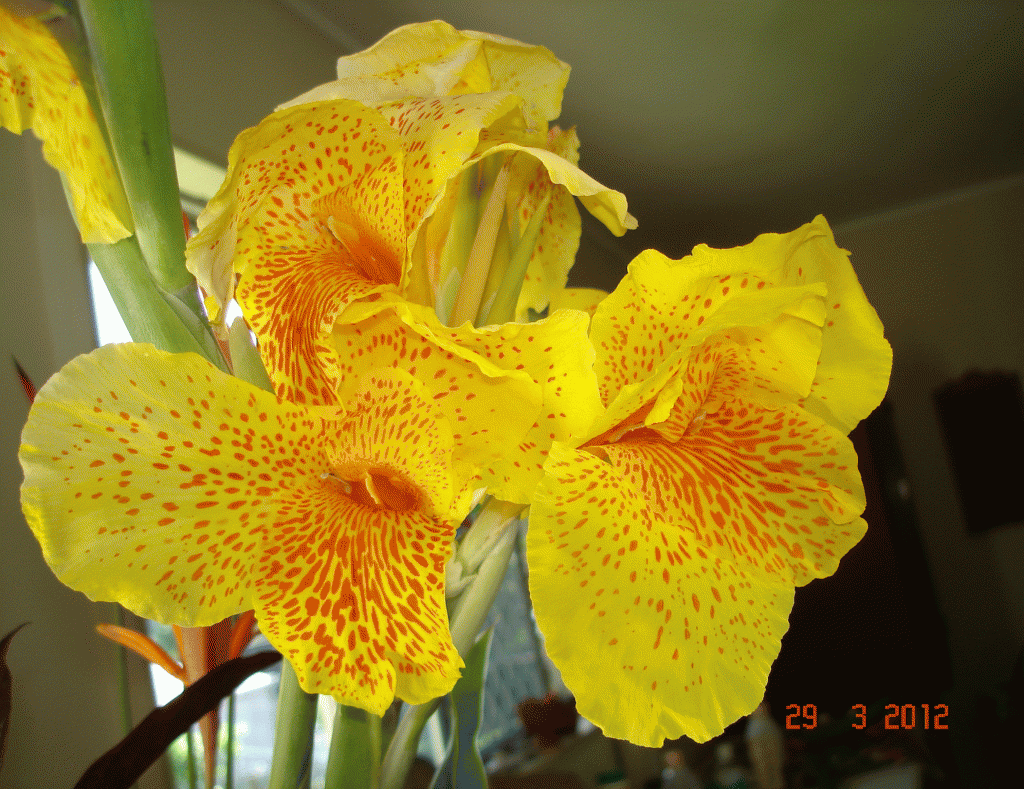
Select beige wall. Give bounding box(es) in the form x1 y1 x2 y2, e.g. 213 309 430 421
834 173 1024 691
1 2 343 786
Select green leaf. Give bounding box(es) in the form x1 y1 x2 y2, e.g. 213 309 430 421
430 628 494 789
0 623 30 774
72 650 281 789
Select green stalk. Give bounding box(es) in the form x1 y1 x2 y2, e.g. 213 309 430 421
324 704 382 789
449 164 512 327
267 662 318 789
225 691 235 789
185 728 198 789
433 168 482 325
110 603 132 735
449 522 518 656
228 317 272 389
88 237 227 370
76 0 199 312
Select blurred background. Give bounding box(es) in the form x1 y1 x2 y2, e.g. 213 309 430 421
3 2 1023 787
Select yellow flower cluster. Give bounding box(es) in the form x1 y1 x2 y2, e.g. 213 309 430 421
14 20 891 745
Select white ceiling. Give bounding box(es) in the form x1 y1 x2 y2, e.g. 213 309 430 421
284 0 1024 276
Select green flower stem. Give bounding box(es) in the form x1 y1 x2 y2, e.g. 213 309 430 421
111 603 132 735
449 519 518 655
185 728 198 789
77 0 199 307
225 691 235 789
88 237 227 371
228 317 273 390
380 518 520 789
267 661 318 789
324 704 382 789
379 699 441 789
433 168 481 325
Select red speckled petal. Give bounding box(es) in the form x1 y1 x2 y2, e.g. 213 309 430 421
21 346 466 711
236 186 405 406
394 306 603 504
601 220 891 434
0 9 131 242
333 298 543 489
465 308 603 503
685 218 891 431
598 336 867 586
254 368 464 711
256 490 460 712
19 344 319 627
463 28 569 124
591 247 828 410
529 440 795 746
186 100 406 320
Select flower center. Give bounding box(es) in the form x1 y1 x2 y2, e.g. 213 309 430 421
325 464 422 512
319 189 401 286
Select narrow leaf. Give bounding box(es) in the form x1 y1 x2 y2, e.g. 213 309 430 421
73 650 281 789
0 623 30 773
430 628 493 789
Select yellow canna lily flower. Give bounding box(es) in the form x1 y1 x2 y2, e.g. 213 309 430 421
20 343 474 714
527 217 892 746
186 88 632 500
276 21 635 324
0 4 132 242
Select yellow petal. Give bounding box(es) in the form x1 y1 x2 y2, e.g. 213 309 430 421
186 100 406 321
591 246 828 413
620 338 867 586
548 287 608 317
456 307 603 504
529 440 795 746
19 344 330 625
235 189 404 406
192 93 523 402
282 20 570 128
0 7 131 242
21 343 467 711
333 297 544 492
254 368 463 711
528 328 869 745
683 217 891 432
